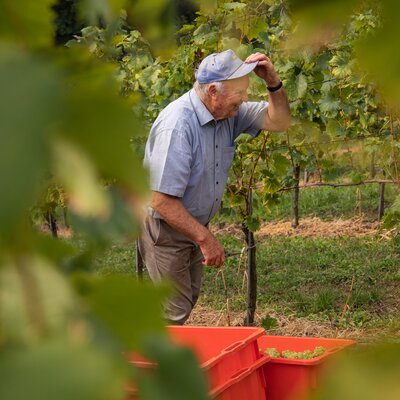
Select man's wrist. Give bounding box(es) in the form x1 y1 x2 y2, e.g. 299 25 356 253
195 226 212 246
267 80 283 92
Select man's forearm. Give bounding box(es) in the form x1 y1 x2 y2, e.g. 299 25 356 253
150 191 226 266
264 87 291 131
243 52 291 132
150 191 209 245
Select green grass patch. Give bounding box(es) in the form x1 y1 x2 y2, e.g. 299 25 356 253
85 234 400 332
93 242 136 276
201 235 400 329
261 184 400 221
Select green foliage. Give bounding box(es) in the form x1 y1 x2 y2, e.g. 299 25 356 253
383 194 400 229
0 0 56 47
53 0 84 43
69 1 400 232
0 338 128 400
77 274 170 349
0 256 78 345
0 1 209 399
2 1 399 395
261 314 279 330
0 46 57 237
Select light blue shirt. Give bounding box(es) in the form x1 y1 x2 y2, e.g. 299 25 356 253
144 89 268 225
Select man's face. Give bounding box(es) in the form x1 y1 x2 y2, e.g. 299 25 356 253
212 76 250 120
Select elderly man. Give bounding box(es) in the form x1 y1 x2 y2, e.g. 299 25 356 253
139 49 291 325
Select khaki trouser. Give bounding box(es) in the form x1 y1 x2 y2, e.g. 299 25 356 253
138 215 204 325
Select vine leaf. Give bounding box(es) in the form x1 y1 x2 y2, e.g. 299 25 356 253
297 73 308 98
318 92 340 115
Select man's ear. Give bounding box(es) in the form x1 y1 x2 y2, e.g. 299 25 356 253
208 83 218 97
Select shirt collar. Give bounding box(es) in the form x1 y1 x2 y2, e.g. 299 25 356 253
189 89 215 126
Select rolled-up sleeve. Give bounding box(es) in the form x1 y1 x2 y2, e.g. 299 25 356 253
234 101 268 137
145 128 192 198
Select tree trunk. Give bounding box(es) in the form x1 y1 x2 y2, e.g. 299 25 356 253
291 165 301 228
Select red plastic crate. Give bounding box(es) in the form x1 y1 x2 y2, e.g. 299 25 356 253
258 335 356 400
210 353 269 400
126 326 266 392
127 326 266 389
126 353 270 400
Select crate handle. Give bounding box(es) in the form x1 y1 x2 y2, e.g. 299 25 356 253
222 340 244 354
230 365 250 380
209 354 270 398
208 366 250 397
218 355 268 385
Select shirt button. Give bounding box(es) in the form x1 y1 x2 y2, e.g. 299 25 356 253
216 145 218 148
216 181 219 184
216 198 218 202
216 163 219 167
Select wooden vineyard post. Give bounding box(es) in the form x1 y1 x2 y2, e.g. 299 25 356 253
304 169 309 183
378 182 385 221
291 165 301 228
135 240 144 280
244 186 257 326
47 211 58 238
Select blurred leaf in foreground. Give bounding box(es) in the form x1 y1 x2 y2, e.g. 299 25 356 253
76 274 170 350
126 0 175 58
355 0 400 107
68 187 141 247
0 255 78 346
0 46 61 238
0 338 128 400
0 0 55 47
136 335 210 400
58 47 147 192
288 0 400 107
53 137 111 219
285 0 359 51
313 342 400 400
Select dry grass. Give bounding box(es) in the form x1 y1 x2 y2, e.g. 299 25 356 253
48 217 393 240
187 305 400 344
211 217 394 239
257 217 383 238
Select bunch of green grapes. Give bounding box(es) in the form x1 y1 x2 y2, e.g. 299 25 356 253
263 346 326 359
264 347 281 358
